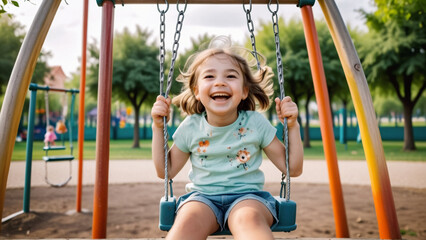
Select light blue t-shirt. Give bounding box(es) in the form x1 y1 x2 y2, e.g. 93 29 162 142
173 111 277 195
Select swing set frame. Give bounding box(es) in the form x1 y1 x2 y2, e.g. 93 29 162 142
0 0 400 239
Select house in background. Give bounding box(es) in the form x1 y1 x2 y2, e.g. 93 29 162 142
44 66 67 88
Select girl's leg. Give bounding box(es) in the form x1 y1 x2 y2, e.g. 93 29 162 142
166 201 219 240
227 199 274 240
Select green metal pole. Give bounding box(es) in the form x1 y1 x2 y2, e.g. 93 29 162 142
23 86 37 213
69 93 76 155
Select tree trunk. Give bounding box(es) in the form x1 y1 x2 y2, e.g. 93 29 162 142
132 105 140 148
403 103 416 151
304 95 312 148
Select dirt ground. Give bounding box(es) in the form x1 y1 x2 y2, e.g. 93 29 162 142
1 182 425 239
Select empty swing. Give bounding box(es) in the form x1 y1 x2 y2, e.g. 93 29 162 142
42 87 77 187
158 0 297 234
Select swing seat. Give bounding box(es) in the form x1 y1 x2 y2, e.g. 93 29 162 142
43 146 66 151
271 197 297 232
158 195 297 234
159 196 177 231
43 155 75 162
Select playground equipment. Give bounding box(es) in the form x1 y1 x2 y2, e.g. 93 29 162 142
2 84 79 222
158 0 297 234
0 0 400 239
32 83 79 187
0 0 88 228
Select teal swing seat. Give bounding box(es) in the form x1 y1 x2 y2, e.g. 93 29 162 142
159 195 297 234
43 145 66 151
43 155 75 162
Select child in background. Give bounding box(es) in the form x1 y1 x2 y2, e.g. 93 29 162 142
55 120 67 134
44 125 57 147
151 37 303 240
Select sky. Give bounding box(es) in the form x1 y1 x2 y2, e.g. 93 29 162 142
6 0 376 76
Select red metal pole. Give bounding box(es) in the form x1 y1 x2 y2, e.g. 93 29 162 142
76 0 89 214
92 0 114 238
300 5 349 237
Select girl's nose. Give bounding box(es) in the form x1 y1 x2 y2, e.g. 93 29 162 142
213 77 226 86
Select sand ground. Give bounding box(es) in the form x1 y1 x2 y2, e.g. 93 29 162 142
1 160 426 239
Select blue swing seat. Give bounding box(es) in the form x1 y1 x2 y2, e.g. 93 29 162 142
159 195 296 234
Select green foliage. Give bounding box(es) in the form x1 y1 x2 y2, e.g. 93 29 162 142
0 16 50 98
87 27 159 106
31 51 51 84
86 26 160 147
0 16 23 95
359 0 426 150
0 0 19 17
111 26 159 105
373 95 402 116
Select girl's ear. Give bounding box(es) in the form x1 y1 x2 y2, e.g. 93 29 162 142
242 86 249 100
193 87 200 100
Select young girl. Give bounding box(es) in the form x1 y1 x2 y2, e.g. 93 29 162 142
151 38 303 240
44 125 57 147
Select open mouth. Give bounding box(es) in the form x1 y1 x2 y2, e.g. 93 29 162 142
211 93 231 101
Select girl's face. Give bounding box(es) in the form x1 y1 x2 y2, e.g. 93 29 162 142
194 53 248 125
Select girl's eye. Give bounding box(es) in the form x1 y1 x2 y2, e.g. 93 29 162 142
204 75 214 79
227 74 237 78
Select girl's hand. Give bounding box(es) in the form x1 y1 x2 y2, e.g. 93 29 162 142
275 96 299 128
151 95 171 129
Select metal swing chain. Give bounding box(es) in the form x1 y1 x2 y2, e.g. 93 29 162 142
268 0 291 202
243 0 261 70
158 0 169 96
157 0 187 201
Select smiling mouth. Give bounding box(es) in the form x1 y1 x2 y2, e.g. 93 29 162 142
211 93 231 101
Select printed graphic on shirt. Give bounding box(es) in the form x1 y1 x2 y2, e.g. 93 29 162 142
234 127 252 140
234 113 252 140
197 140 209 166
228 148 251 170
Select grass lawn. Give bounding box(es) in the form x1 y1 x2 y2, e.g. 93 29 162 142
10 139 426 161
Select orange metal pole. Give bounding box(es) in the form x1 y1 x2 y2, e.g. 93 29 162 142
300 5 349 237
318 1 400 238
76 0 89 213
92 0 114 238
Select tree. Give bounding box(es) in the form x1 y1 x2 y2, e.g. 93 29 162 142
256 18 313 147
87 27 159 148
0 16 50 107
360 0 425 150
0 16 24 95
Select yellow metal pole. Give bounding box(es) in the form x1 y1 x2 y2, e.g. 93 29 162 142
0 0 61 230
318 0 400 238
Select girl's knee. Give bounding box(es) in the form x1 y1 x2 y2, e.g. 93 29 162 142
168 201 219 238
228 200 273 229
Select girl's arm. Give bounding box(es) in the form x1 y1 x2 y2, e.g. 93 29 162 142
263 97 303 177
151 95 190 179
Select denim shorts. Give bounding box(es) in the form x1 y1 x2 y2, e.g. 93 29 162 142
176 191 278 231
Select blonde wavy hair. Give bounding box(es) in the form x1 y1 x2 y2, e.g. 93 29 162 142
172 38 274 115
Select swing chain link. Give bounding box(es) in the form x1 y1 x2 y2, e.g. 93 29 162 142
165 0 187 97
159 10 167 95
157 0 170 201
243 0 261 70
157 0 187 201
268 0 291 202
